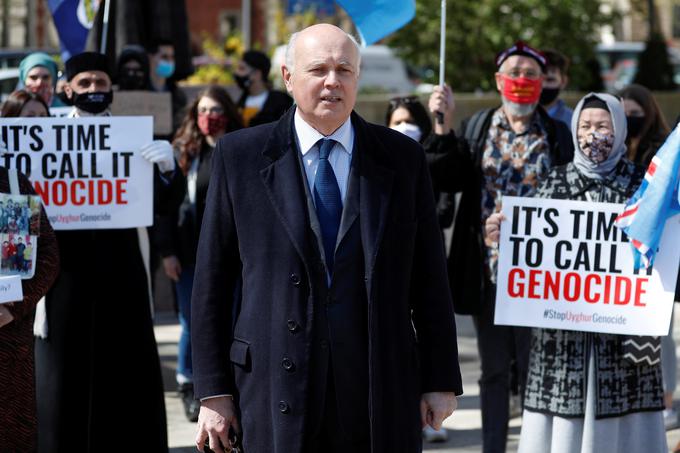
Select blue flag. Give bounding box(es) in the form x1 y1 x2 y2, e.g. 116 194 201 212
336 0 415 46
615 124 680 269
48 0 100 61
287 0 336 15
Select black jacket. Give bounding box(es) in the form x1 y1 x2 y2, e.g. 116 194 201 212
238 89 294 127
426 106 574 314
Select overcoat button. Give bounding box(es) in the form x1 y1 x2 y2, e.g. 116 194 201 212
287 319 299 332
290 273 301 286
282 357 295 371
278 401 290 413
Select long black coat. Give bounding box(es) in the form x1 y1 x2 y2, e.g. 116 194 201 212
192 108 463 453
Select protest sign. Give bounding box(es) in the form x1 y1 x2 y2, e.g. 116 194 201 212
495 196 680 336
111 91 172 136
0 275 23 304
0 116 154 230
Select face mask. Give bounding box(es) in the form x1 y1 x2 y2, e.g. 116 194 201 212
233 73 252 91
118 72 146 90
579 131 615 164
626 115 645 138
156 59 175 78
539 87 560 106
72 91 113 114
197 113 228 137
501 75 542 105
391 122 422 143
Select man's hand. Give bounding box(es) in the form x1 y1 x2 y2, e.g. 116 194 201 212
420 392 457 430
196 396 240 452
428 85 456 135
0 304 15 328
140 140 176 173
162 255 182 282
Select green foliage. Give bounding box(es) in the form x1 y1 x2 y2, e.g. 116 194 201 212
634 32 677 90
389 0 614 91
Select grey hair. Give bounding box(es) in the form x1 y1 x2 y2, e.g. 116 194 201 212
284 27 362 75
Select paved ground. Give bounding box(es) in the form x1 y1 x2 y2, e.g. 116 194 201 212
155 312 680 453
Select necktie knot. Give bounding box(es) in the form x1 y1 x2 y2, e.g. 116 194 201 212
318 138 335 160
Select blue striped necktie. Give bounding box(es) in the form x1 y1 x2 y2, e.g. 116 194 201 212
313 138 342 275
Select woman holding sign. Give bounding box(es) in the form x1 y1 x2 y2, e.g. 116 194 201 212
486 93 667 452
0 97 59 451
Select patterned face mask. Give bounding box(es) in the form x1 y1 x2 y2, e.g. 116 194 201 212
579 131 614 164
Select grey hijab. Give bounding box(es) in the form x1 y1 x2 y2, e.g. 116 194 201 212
571 92 627 180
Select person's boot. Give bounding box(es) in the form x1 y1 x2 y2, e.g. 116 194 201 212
178 382 200 422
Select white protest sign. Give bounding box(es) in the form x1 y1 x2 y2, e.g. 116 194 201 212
495 196 680 336
0 117 154 230
0 275 23 304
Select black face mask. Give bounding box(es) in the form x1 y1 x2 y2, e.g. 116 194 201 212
626 115 645 138
233 73 252 91
539 87 560 106
118 73 146 90
72 91 113 114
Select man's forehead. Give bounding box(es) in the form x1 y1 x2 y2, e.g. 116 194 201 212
502 55 541 71
72 70 111 83
296 37 358 66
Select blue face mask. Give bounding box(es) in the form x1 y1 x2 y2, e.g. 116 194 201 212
156 59 175 78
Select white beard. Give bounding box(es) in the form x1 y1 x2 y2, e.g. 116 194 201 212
501 98 537 118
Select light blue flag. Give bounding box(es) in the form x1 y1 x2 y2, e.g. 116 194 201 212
336 0 416 46
615 124 680 268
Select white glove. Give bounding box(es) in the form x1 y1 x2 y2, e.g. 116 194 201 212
140 140 176 173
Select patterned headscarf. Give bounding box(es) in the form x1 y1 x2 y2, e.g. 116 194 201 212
571 92 628 180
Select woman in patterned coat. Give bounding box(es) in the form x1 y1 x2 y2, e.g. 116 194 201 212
486 93 666 453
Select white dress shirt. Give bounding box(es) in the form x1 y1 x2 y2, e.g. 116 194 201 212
293 109 354 205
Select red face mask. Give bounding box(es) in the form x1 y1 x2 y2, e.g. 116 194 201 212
197 113 227 137
500 75 542 104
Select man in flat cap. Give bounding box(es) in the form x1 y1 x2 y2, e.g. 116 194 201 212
233 49 293 127
34 51 184 453
426 41 574 453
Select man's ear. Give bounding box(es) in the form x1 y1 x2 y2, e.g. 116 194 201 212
281 65 293 94
63 84 74 100
561 74 569 90
494 72 503 93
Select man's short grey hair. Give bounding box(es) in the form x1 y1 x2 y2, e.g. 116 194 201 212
284 27 362 75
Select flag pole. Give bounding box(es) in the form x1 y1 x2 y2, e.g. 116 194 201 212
100 0 111 54
436 0 446 124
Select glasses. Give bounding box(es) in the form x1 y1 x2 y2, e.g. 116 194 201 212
500 69 541 80
389 95 421 107
197 106 225 115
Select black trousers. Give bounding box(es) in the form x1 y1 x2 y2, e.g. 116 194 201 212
473 285 531 453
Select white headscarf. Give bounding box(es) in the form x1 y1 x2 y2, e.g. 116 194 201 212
571 92 627 180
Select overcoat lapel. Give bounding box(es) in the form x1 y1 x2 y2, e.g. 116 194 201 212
353 113 394 278
259 110 312 267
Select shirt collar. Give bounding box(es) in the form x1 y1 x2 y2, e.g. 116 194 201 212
294 108 354 156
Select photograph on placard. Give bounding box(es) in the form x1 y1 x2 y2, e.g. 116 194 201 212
0 233 37 279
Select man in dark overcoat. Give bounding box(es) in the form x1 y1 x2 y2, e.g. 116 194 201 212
192 24 463 453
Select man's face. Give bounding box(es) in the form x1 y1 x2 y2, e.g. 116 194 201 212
282 25 360 135
494 55 543 94
65 70 112 99
543 67 567 90
152 45 175 68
